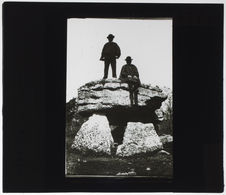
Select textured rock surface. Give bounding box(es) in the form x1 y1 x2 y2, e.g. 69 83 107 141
159 134 173 145
116 122 163 157
155 87 172 121
71 114 114 155
77 79 167 114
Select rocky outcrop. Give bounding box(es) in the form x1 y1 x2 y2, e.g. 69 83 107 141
71 114 114 155
69 80 172 157
77 79 167 115
116 122 163 157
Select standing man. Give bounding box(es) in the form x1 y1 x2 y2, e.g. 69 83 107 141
100 34 121 79
119 56 141 106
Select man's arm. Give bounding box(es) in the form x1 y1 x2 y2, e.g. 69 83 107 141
132 66 141 85
100 44 106 60
119 66 126 79
134 66 139 78
115 43 121 58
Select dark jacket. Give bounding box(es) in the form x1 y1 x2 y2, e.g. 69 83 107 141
119 64 141 84
101 42 121 60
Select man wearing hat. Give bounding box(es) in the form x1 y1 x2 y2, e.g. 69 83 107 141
119 56 141 106
100 34 121 79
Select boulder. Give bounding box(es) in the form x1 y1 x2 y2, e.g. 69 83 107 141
159 134 173 145
71 114 114 155
157 87 172 121
77 79 167 115
116 122 163 157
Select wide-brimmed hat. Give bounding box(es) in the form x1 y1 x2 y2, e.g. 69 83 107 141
125 56 133 61
107 34 115 39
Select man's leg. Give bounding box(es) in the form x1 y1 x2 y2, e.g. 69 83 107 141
104 60 110 79
133 83 139 106
111 59 117 78
128 83 134 106
130 92 134 106
134 90 138 106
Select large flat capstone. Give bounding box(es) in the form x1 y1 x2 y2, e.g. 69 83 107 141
77 79 167 115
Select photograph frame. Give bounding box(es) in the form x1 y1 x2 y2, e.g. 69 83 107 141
3 2 224 192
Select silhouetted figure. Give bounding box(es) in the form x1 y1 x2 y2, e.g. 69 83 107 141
119 56 141 106
100 34 121 79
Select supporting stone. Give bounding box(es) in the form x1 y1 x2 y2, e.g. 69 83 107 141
116 122 163 157
71 114 114 155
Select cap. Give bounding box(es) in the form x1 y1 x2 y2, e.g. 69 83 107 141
125 56 133 61
107 34 115 39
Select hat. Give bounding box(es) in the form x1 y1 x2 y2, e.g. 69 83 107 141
125 56 133 61
107 34 115 39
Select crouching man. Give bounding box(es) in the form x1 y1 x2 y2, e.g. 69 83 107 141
119 56 141 106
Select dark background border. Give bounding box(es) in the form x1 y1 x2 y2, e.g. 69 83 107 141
3 2 223 192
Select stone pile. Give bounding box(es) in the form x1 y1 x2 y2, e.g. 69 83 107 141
71 79 172 157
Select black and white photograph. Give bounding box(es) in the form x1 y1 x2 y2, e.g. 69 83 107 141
65 18 173 177
3 2 223 192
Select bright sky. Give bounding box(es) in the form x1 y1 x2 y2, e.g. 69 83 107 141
67 18 172 101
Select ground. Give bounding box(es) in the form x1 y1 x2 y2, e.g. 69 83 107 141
66 136 173 177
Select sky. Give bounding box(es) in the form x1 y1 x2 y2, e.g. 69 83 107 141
67 18 172 101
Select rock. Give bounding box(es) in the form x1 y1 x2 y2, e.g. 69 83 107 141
158 150 170 155
71 114 114 155
158 88 172 120
116 122 163 157
127 171 136 176
155 109 164 121
159 134 173 145
110 125 118 132
77 79 167 114
116 171 136 176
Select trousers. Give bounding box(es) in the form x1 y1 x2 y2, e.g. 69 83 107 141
104 58 116 78
128 82 140 106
